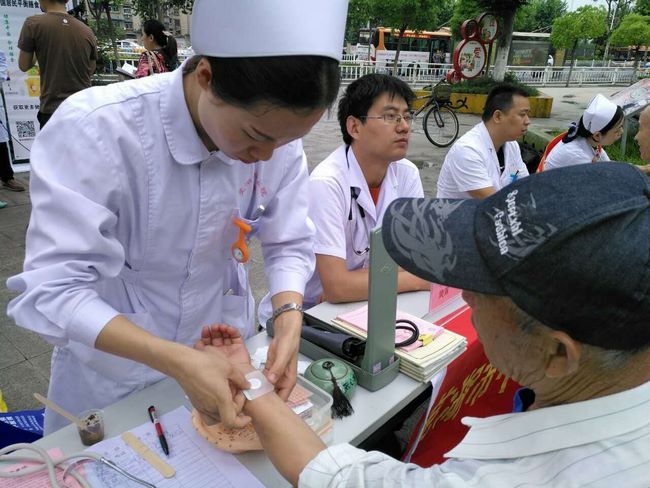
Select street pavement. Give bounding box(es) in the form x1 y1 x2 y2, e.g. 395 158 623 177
0 84 624 413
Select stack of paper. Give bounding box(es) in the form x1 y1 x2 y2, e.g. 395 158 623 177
331 305 467 382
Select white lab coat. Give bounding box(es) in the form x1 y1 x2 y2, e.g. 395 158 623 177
258 144 423 320
543 137 610 171
7 67 315 433
436 122 529 199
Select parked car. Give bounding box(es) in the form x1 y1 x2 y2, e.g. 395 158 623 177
116 40 145 54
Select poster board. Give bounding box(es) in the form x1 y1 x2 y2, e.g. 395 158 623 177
0 0 41 164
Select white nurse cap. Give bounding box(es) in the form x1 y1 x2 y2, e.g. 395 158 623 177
583 94 619 133
190 0 349 61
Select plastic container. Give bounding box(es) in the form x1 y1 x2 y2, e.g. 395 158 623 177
77 409 105 446
294 375 333 444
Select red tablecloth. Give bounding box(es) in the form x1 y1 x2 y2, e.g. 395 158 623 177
403 306 521 467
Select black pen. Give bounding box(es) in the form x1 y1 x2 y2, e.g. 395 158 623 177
148 405 170 456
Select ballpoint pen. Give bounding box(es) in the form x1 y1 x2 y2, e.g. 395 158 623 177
148 405 170 456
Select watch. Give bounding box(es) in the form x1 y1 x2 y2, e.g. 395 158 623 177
271 302 303 323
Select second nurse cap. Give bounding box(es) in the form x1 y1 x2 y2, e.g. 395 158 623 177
583 94 619 133
190 0 349 61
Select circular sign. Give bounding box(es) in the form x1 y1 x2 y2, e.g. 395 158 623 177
477 13 499 43
460 19 479 40
453 39 487 79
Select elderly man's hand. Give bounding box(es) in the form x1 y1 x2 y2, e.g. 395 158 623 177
195 324 253 371
188 324 254 427
638 164 650 176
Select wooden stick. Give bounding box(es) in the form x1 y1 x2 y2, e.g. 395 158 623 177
33 392 86 428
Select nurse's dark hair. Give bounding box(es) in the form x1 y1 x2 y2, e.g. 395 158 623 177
338 74 415 145
184 55 340 111
482 84 529 122
562 106 624 144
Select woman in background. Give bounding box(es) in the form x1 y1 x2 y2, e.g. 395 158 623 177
135 19 178 77
544 94 624 171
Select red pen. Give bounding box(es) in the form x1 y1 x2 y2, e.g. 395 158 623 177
148 405 170 456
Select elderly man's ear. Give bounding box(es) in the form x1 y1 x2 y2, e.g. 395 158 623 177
545 331 582 378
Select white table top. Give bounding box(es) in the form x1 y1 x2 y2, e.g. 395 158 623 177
22 291 436 487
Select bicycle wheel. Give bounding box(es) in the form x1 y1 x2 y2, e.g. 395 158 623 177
423 106 459 148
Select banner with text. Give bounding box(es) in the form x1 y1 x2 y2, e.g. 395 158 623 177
1 1 41 162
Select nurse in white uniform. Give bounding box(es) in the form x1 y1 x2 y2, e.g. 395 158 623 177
259 74 429 319
544 94 624 171
7 0 349 434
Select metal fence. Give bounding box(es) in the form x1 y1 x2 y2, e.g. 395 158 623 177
339 60 636 87
94 59 638 88
506 66 636 86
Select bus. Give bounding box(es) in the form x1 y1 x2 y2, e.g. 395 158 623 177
354 27 451 67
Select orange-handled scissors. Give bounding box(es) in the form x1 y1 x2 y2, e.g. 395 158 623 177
231 218 252 263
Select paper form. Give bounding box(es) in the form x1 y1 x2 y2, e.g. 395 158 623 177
83 406 264 488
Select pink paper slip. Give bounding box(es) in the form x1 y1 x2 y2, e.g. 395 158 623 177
0 447 83 488
336 305 444 351
429 283 463 313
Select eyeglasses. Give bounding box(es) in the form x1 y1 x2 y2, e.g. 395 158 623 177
359 113 415 126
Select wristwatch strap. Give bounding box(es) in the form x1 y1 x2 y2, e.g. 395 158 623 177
271 302 303 323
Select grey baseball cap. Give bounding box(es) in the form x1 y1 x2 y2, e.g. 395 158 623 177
382 162 650 350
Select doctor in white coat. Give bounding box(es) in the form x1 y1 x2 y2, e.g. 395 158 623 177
7 0 349 434
258 74 429 318
436 85 530 199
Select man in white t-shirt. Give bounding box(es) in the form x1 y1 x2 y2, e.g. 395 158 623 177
259 74 429 321
436 85 530 199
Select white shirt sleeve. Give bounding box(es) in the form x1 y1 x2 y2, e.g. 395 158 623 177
446 144 496 192
298 444 465 487
401 163 425 198
258 143 316 298
7 107 125 348
308 174 348 260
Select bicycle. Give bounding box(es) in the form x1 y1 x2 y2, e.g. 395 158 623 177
413 79 468 148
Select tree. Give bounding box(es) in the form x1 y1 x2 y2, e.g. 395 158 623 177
637 0 650 16
346 0 376 44
478 0 529 81
450 0 483 40
609 13 650 69
550 5 607 86
601 0 635 60
85 0 123 63
131 0 193 22
515 0 567 32
370 0 439 70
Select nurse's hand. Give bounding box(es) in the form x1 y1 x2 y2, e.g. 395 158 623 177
177 340 252 429
265 310 301 401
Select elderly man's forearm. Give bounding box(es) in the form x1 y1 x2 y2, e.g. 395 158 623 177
244 392 326 486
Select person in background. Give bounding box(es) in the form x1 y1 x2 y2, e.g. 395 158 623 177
544 94 624 171
17 0 96 128
0 50 26 204
204 163 650 487
135 19 179 78
633 105 650 175
436 84 530 199
7 0 348 434
258 74 428 320
547 54 554 66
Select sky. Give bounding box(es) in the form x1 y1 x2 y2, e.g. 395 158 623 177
567 0 607 11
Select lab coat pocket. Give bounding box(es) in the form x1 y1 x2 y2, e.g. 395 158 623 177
66 312 162 388
224 208 262 247
222 293 255 339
